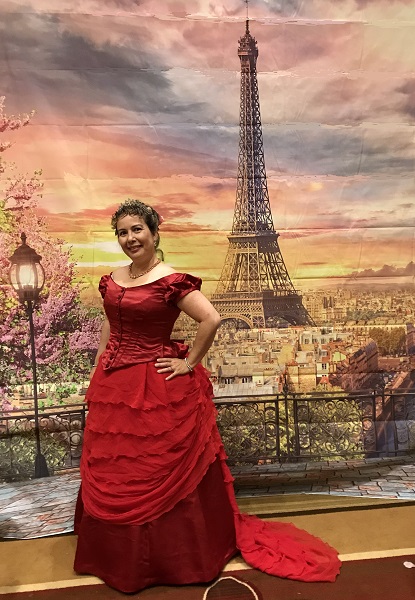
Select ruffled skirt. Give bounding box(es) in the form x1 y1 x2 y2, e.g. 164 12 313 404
74 361 341 592
74 457 237 592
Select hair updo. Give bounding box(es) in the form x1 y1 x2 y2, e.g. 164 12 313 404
111 199 161 245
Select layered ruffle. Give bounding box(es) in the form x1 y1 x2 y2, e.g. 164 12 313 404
80 359 340 585
81 362 223 525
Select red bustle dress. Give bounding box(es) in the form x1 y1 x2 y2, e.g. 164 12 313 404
74 273 341 593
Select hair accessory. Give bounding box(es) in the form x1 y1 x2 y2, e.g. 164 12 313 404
129 259 160 280
184 357 193 372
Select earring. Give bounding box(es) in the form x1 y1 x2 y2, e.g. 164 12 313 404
154 241 157 247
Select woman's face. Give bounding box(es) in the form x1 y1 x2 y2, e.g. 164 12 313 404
116 214 157 262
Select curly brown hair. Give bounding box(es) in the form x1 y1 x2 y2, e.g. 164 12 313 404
111 199 161 241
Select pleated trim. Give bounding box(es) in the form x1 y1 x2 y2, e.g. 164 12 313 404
80 359 227 526
81 437 224 525
86 362 212 412
84 416 219 462
85 399 215 438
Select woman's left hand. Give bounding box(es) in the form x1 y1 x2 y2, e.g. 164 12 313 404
155 357 191 380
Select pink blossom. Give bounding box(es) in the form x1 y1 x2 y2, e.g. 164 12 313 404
0 96 100 388
0 96 33 134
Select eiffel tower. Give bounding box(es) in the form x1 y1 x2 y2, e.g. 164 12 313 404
211 18 314 329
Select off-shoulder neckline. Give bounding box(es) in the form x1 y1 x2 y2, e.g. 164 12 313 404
108 271 185 289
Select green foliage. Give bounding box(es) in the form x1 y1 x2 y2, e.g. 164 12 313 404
369 327 406 356
54 382 78 400
0 425 66 481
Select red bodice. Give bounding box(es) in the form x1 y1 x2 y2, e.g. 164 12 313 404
98 272 201 370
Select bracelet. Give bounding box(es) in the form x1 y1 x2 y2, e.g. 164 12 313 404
184 357 193 372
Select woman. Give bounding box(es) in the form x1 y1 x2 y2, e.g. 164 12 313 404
74 199 340 593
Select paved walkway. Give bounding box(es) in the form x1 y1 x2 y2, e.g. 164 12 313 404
1 455 415 540
232 454 415 498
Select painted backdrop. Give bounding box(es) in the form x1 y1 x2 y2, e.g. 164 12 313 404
1 0 415 467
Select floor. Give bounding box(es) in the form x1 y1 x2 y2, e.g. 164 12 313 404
232 454 415 498
1 454 415 540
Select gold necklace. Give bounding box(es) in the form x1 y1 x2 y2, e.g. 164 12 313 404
128 259 161 280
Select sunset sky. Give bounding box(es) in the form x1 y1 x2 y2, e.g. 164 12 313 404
1 0 415 295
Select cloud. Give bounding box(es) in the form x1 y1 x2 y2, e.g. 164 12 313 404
84 125 238 180
264 123 415 178
153 194 198 220
262 0 303 17
264 125 364 177
350 261 415 278
302 75 411 127
157 222 214 234
2 0 415 285
353 0 412 8
278 229 328 239
396 79 415 119
0 10 213 126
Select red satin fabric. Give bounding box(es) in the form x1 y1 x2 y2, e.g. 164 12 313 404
81 360 222 524
98 273 200 370
75 273 341 592
74 458 238 593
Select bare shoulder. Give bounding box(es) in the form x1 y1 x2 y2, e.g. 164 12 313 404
111 265 129 280
157 264 177 277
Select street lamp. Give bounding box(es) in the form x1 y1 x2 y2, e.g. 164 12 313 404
9 233 49 478
282 371 290 396
377 370 390 410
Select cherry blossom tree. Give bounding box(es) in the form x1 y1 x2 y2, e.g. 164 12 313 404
0 97 101 400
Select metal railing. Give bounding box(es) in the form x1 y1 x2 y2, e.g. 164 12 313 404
0 388 414 480
215 388 413 464
0 403 87 481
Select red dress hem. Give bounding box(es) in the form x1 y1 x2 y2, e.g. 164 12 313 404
74 457 238 594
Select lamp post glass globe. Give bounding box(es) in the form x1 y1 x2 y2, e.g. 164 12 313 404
8 233 49 478
9 233 45 305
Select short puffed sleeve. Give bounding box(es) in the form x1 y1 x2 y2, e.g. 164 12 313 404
165 273 202 306
98 274 111 299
